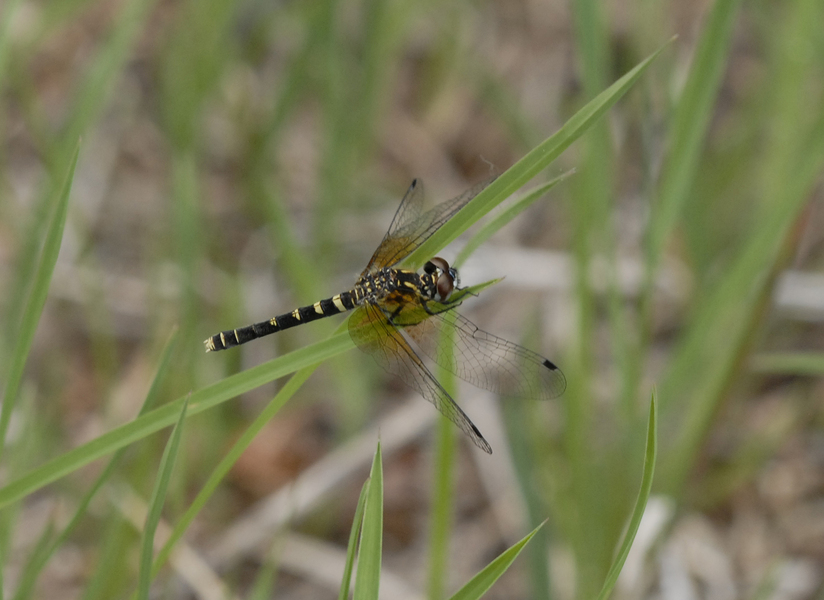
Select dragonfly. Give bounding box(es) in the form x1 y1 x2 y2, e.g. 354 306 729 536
204 179 566 453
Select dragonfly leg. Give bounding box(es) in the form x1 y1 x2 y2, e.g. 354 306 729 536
421 298 460 316
385 305 403 323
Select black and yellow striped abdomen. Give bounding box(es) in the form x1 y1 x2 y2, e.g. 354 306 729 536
203 267 433 352
204 289 359 351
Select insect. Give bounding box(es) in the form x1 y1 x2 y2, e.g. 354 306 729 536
205 179 565 453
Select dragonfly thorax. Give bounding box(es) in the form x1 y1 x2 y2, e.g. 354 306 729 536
353 257 459 308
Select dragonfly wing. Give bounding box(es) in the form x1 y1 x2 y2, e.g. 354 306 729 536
363 179 425 273
363 176 497 273
404 310 566 401
385 179 425 243
349 303 492 454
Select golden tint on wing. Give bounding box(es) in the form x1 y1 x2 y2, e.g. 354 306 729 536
362 177 496 274
376 289 439 327
363 235 420 273
363 179 425 273
348 303 492 453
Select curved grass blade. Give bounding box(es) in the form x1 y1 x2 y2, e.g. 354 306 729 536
137 395 189 600
11 329 178 599
10 520 56 600
338 478 370 600
0 278 493 512
0 140 79 465
0 330 352 510
354 442 383 600
647 0 745 263
406 40 672 269
448 522 545 600
595 391 657 600
150 359 318 576
454 171 575 268
658 0 824 494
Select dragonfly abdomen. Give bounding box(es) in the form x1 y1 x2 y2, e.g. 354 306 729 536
204 290 359 351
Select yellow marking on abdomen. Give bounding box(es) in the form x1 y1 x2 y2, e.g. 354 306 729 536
270 317 278 326
313 302 324 314
292 309 301 320
333 295 346 311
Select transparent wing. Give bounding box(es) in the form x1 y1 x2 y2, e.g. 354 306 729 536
403 309 566 401
349 303 492 453
363 179 424 273
363 177 496 273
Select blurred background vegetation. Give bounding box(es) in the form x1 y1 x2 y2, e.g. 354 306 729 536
1 0 824 598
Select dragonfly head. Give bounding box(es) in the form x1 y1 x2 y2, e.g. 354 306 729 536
425 257 460 301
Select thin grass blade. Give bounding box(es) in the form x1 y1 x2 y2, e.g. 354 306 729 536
647 0 745 263
448 522 545 600
596 392 657 600
427 313 459 600
0 331 352 510
11 329 178 597
407 40 672 268
11 520 56 600
151 361 318 576
658 0 824 494
137 396 189 600
0 140 79 464
354 442 383 600
455 171 575 267
339 480 370 600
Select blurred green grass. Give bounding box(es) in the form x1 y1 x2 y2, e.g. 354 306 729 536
1 0 823 598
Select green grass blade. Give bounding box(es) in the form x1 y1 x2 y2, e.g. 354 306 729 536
454 171 575 267
354 442 383 600
247 544 280 600
406 40 671 269
448 522 545 600
137 396 189 600
151 361 318 576
427 316 459 600
0 140 78 465
427 411 457 600
11 329 178 598
596 392 657 600
59 0 156 158
0 279 496 512
78 512 132 600
570 0 608 94
501 384 553 600
0 331 352 510
750 353 824 376
0 0 22 85
338 479 371 600
658 0 824 494
647 0 745 263
11 519 56 600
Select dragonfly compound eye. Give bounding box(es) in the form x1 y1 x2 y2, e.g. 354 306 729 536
436 270 455 300
427 256 449 274
427 257 454 300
